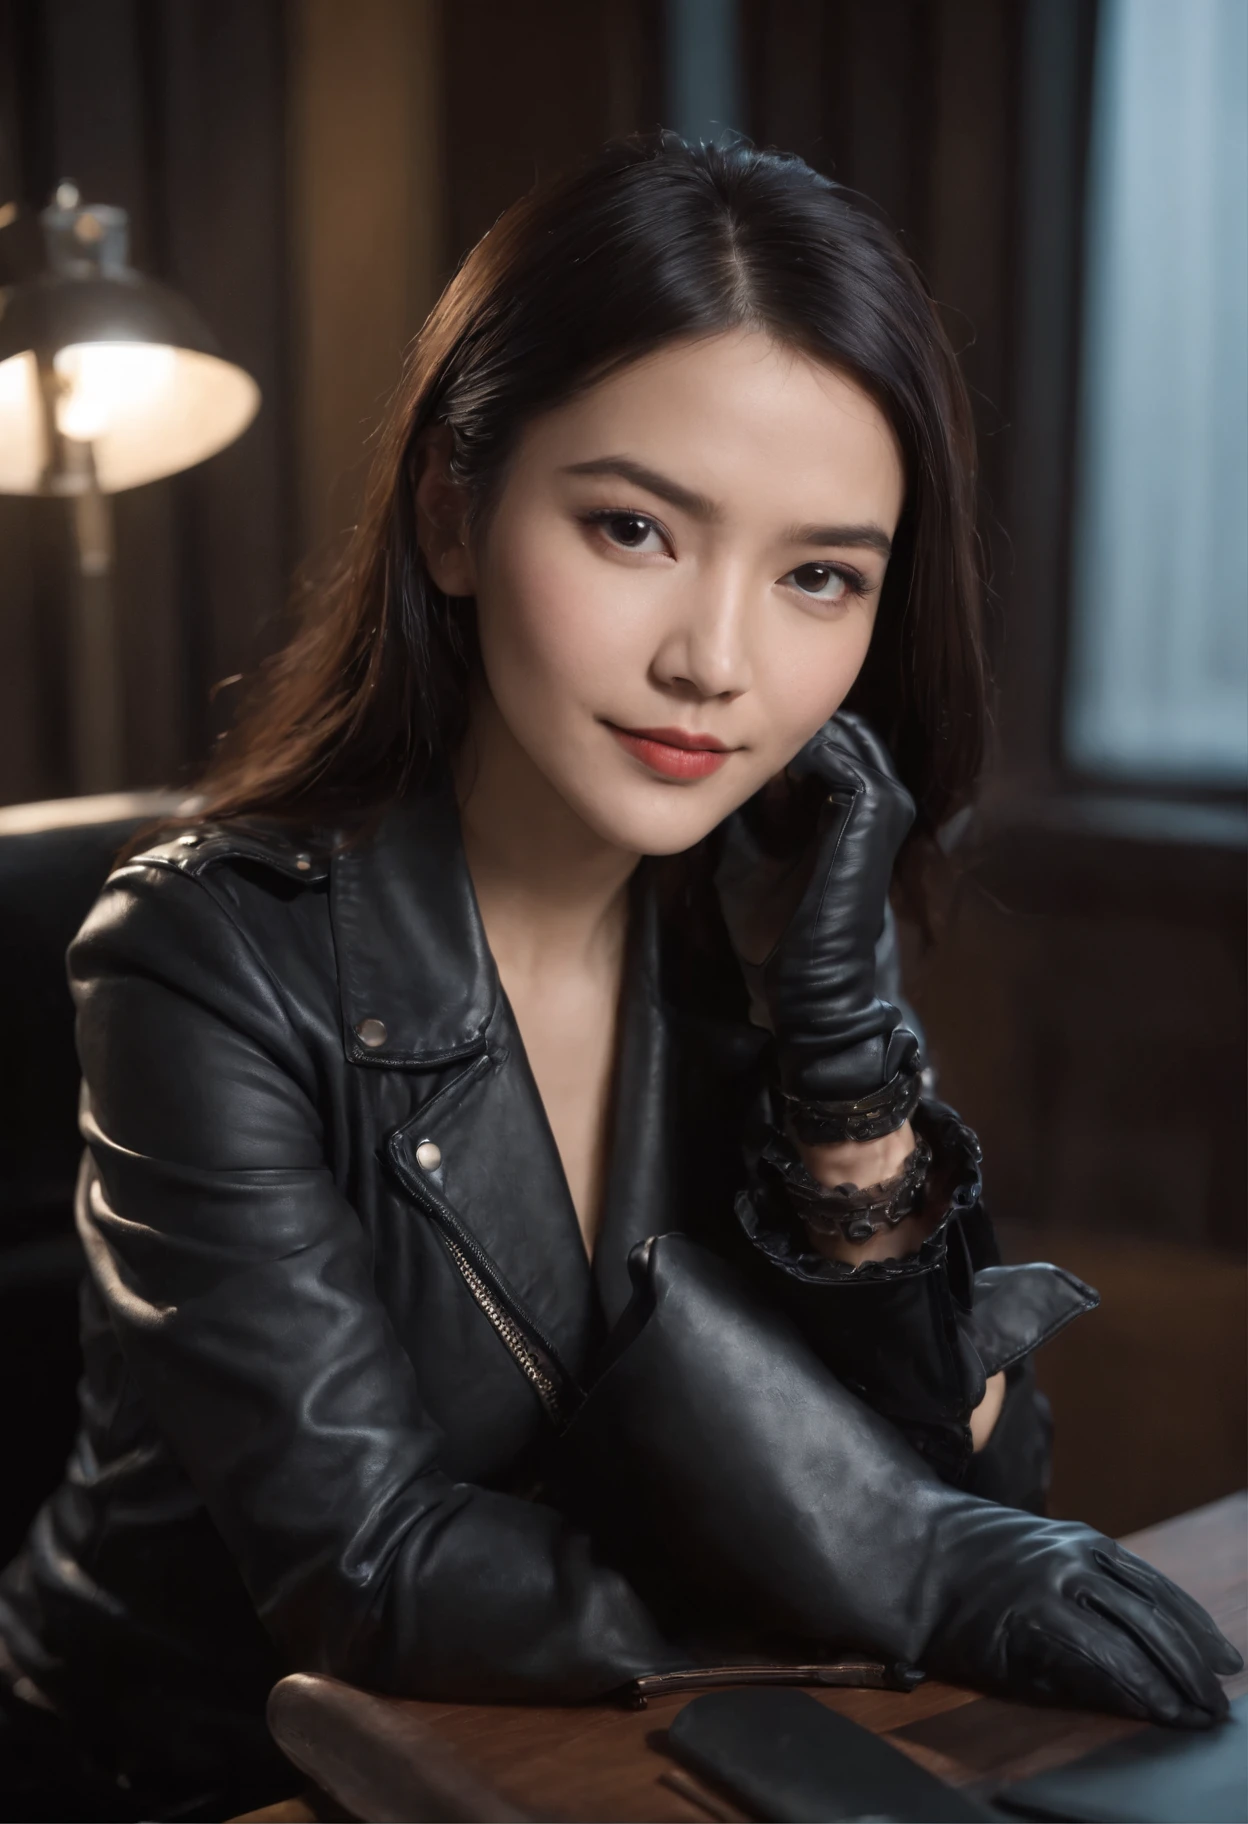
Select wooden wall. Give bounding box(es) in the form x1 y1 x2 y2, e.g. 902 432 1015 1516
441 0 663 259
288 0 445 564
743 0 1021 603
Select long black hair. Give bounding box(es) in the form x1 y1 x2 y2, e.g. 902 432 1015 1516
197 133 986 919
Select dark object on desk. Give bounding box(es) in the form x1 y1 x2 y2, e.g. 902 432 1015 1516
267 1672 528 1823
666 1687 996 1822
627 1653 923 1706
0 790 179 1565
995 1691 1248 1823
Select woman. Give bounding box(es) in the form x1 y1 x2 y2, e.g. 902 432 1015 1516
0 135 1237 1819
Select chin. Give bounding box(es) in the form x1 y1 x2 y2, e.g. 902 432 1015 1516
562 773 743 857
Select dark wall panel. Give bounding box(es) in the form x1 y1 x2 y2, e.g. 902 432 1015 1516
0 0 291 798
745 0 1019 588
443 0 663 261
151 0 293 760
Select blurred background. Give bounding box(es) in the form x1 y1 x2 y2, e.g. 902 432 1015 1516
0 0 1243 1559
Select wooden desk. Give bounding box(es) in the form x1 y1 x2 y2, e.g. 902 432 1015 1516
244 1491 1247 1823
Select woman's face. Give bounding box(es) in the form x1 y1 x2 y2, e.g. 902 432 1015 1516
422 329 906 856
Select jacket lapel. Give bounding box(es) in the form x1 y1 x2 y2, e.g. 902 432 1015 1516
330 777 595 1373
387 1031 599 1379
593 872 683 1327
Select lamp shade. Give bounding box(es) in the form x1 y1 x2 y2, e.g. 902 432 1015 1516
0 190 260 496
0 267 260 493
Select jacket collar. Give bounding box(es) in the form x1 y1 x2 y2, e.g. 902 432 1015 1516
330 777 498 1068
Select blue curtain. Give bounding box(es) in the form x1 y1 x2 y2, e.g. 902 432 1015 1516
1066 0 1248 783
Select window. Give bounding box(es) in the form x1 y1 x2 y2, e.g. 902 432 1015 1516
667 0 743 146
1065 0 1248 784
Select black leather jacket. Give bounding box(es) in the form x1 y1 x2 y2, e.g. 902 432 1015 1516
0 776 1092 1785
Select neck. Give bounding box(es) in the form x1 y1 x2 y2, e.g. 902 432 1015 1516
454 687 639 978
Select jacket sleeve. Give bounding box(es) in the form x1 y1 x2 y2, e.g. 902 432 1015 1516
70 861 683 1704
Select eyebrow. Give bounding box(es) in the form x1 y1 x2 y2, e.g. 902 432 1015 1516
561 456 720 521
563 456 893 560
784 521 894 560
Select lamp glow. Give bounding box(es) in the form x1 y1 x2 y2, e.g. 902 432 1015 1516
0 352 41 492
0 341 260 493
54 341 177 441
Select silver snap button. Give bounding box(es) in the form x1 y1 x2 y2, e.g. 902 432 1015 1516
415 1140 442 1172
355 1017 388 1049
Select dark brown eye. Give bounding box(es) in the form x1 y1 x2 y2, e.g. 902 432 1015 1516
606 512 657 548
787 563 850 603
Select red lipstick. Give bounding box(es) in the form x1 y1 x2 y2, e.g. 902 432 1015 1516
607 723 734 781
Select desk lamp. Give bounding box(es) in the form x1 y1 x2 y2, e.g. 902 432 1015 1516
0 185 260 790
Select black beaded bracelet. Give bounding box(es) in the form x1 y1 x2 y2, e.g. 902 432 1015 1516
781 1062 922 1146
763 1133 933 1244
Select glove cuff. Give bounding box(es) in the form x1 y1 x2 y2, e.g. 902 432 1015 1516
782 1058 922 1144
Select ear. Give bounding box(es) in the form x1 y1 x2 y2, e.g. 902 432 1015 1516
414 425 477 596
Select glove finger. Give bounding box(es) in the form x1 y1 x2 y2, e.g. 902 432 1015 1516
1099 1548 1244 1674
787 724 870 795
1011 1610 1217 1728
787 708 898 791
1080 1578 1230 1720
811 714 916 832
788 726 916 858
827 708 904 780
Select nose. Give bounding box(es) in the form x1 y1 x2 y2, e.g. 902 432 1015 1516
649 564 753 702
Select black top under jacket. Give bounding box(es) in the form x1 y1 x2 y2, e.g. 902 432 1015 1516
0 774 1090 1789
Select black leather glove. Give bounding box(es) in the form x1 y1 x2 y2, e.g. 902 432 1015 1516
715 711 921 1139
563 1235 1241 1727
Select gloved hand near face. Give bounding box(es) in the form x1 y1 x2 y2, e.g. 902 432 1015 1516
715 710 923 1143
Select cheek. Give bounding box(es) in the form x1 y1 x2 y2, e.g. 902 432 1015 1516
752 612 876 757
475 519 647 712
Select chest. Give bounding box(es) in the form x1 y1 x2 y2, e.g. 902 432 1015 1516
500 962 623 1257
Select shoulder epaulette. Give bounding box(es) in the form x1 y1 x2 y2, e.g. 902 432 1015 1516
124 820 333 885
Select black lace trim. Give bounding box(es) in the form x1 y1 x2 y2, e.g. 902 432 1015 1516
736 1097 984 1286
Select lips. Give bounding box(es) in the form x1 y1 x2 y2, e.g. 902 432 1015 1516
607 723 734 781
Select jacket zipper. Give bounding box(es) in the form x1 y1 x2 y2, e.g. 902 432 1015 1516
389 1132 579 1426
437 1231 566 1424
